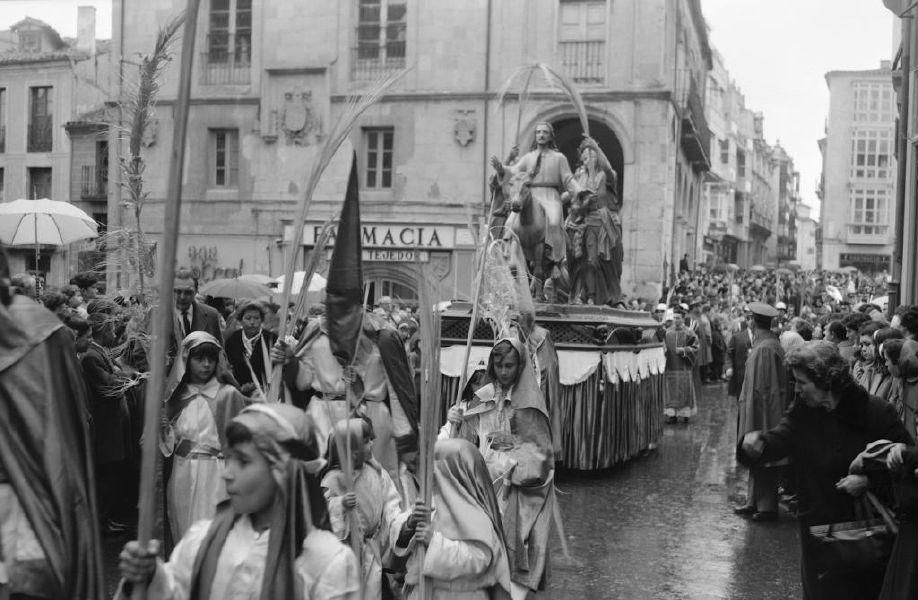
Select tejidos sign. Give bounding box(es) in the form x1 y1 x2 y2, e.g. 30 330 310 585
299 223 456 249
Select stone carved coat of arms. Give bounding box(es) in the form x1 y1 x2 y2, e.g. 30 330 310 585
280 90 322 146
453 110 476 147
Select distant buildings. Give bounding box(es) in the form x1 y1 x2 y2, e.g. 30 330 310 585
702 49 797 269
795 202 818 270
819 62 896 274
0 9 110 282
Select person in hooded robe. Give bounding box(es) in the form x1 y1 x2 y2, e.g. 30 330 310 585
0 244 104 599
275 314 419 508
663 306 699 423
440 338 553 600
161 331 249 542
322 418 406 599
393 438 512 600
118 403 359 600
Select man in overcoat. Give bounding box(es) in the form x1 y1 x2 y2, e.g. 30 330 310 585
725 311 754 398
734 302 787 521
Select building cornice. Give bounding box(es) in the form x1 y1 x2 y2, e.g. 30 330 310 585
158 97 261 107
330 89 672 104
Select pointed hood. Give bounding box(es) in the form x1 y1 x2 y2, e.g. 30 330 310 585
325 153 364 365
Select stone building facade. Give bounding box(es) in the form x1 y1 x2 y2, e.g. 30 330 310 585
702 48 790 269
0 9 109 284
820 63 896 274
114 0 711 302
795 201 818 270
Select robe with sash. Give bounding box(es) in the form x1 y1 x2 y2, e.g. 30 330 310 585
439 340 554 594
162 379 248 541
663 325 699 417
322 457 405 599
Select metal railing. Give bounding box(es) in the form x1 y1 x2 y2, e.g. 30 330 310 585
80 165 107 198
27 116 52 152
559 40 605 84
200 33 251 85
351 44 406 81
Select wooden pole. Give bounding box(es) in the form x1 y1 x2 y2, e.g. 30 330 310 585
449 233 488 437
133 1 200 596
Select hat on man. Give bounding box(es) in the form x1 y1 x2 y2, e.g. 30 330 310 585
748 302 778 328
654 303 667 312
775 301 787 311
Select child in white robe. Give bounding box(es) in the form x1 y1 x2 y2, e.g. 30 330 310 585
392 438 512 600
161 332 249 542
322 418 406 599
118 403 360 600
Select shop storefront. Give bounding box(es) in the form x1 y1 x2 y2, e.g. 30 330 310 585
290 221 477 305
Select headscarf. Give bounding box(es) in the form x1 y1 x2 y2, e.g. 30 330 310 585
432 438 512 595
482 337 548 417
165 331 237 422
189 403 329 600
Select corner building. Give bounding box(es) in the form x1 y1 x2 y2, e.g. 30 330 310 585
115 0 711 302
819 63 896 274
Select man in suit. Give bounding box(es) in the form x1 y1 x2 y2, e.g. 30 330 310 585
725 310 754 398
172 269 222 352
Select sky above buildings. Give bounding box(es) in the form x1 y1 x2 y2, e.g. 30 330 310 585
0 1 113 38
0 1 897 221
702 0 895 219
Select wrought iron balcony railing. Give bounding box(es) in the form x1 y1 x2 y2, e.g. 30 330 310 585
351 44 406 81
201 33 251 85
559 40 605 84
81 165 107 198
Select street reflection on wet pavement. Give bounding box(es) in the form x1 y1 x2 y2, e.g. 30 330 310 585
543 382 800 599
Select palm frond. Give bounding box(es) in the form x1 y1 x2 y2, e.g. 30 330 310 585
536 62 590 135
495 62 590 144
275 67 410 344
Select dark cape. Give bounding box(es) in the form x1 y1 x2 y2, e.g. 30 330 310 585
0 298 104 599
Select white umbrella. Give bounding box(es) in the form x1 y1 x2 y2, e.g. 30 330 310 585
0 198 98 269
275 271 326 295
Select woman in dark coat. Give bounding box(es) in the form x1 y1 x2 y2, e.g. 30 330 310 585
223 299 277 400
738 340 912 600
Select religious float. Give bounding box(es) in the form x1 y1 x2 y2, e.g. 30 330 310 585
439 302 664 471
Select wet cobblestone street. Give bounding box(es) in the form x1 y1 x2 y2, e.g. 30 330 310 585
544 382 800 599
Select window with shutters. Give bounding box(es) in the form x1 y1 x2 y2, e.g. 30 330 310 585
558 0 606 84
28 86 52 152
353 0 406 80
28 167 52 199
203 0 252 84
364 127 393 189
210 129 239 187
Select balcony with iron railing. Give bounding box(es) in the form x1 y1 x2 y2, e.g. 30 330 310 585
558 40 605 84
200 33 251 85
351 42 406 81
27 116 52 152
680 77 711 170
80 165 107 198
